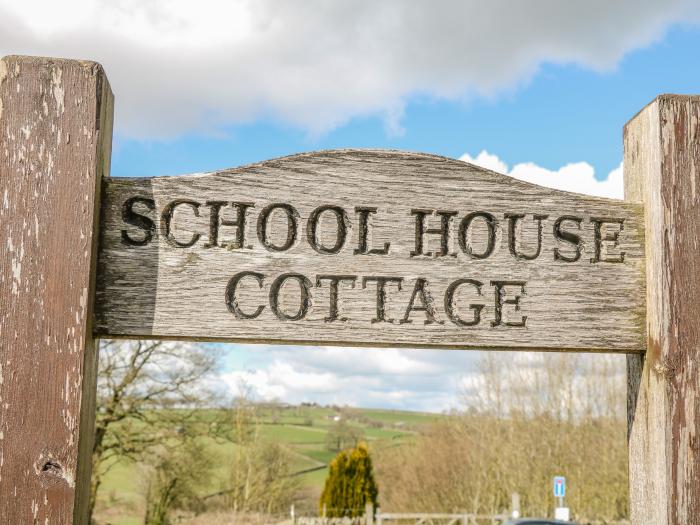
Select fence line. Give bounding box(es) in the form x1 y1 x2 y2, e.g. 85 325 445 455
377 513 507 525
290 505 508 525
290 505 632 525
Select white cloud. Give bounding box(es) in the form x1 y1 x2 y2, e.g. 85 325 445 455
0 0 696 138
217 344 482 412
459 150 624 198
214 343 626 414
460 150 510 174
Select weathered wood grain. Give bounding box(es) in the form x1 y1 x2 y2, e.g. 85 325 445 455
625 95 700 525
96 149 646 352
0 55 113 524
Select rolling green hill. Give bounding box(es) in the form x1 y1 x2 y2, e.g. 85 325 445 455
95 404 442 525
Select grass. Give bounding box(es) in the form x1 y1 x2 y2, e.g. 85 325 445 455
258 423 328 443
353 407 443 426
94 404 438 523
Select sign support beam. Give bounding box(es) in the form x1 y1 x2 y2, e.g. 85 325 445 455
0 56 113 523
624 95 700 525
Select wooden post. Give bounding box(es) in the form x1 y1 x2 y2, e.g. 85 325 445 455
0 56 113 524
365 502 374 525
624 95 700 525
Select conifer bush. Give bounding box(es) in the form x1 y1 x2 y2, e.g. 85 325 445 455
319 441 379 518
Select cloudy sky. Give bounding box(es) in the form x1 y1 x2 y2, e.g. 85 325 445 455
4 1 699 411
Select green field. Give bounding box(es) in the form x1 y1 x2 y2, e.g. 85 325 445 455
95 404 441 524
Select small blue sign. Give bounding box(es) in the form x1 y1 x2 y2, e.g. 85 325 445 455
553 476 566 498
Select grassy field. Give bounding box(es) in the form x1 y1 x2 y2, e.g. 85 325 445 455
95 404 442 525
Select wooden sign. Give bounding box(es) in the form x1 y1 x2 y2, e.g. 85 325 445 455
96 150 645 352
5 55 700 525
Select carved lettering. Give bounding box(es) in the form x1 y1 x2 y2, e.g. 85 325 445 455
121 196 156 246
117 195 635 335
458 212 496 259
401 278 439 325
505 214 547 260
362 276 403 323
257 203 299 252
161 199 201 248
225 271 265 319
590 217 625 263
354 207 390 255
553 216 583 262
269 273 312 321
410 209 457 257
316 275 357 321
491 280 527 327
307 205 349 254
206 201 253 249
444 278 484 327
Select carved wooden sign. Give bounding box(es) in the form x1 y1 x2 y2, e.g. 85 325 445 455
96 149 645 352
7 57 700 525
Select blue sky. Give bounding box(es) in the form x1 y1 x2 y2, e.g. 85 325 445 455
111 25 700 181
3 1 698 411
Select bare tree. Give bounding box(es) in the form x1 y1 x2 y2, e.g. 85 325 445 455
143 436 214 525
222 388 300 516
375 352 629 521
89 339 222 523
325 419 364 452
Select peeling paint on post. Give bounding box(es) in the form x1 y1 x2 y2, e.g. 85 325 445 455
625 95 700 525
0 56 113 524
